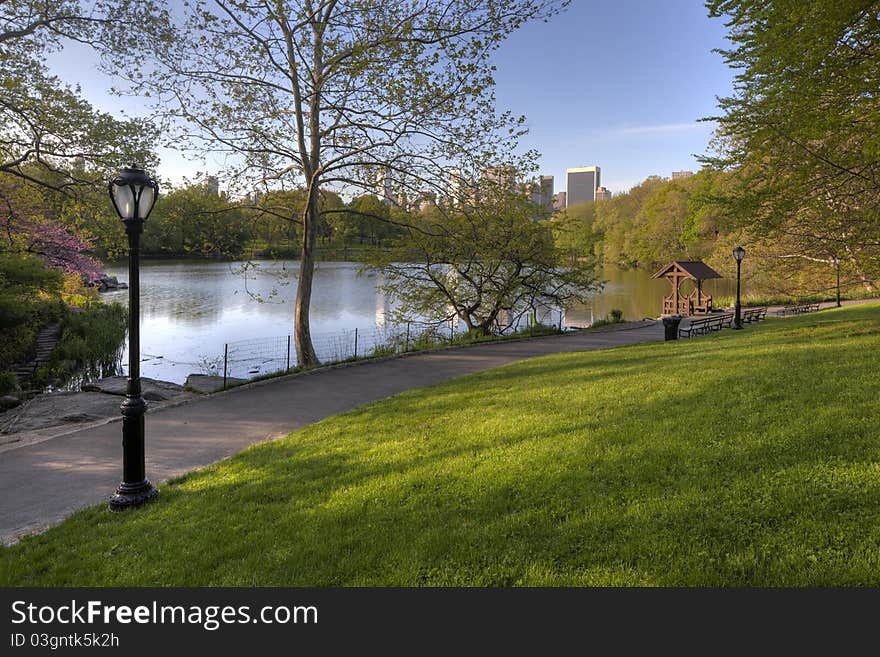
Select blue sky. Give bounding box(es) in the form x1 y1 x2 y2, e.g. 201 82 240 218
45 0 733 195
491 0 735 193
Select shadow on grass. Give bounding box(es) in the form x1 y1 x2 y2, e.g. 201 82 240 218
2 304 880 586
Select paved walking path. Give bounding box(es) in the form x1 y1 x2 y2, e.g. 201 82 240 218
2 298 872 545
0 321 664 544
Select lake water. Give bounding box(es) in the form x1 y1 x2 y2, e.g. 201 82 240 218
102 259 736 384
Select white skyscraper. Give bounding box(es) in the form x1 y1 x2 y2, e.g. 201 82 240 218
375 168 393 204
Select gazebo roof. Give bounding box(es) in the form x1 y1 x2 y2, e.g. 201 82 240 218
651 260 722 281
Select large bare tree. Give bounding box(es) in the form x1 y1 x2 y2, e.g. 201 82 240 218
109 0 568 367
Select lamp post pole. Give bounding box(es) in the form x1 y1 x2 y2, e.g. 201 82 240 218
733 246 745 330
109 167 159 510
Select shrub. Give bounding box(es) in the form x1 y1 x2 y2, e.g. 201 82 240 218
369 343 398 358
591 309 625 328
46 302 127 386
0 371 18 395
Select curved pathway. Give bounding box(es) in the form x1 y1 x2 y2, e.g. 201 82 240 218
0 321 665 544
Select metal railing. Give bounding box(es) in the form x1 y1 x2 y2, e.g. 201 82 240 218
217 309 564 388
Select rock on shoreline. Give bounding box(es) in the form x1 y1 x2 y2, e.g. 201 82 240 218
0 374 251 449
0 377 194 447
94 275 128 292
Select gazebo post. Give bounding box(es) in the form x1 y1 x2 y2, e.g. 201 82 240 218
673 273 680 315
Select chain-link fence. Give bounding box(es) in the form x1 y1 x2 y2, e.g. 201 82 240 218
218 308 564 388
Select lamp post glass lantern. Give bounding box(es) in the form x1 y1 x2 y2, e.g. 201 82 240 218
733 245 745 329
108 166 159 510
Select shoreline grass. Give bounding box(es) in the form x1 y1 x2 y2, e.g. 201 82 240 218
2 303 879 586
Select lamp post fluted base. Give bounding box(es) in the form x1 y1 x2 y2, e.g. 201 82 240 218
109 480 158 511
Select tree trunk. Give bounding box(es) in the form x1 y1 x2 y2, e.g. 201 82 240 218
294 192 320 367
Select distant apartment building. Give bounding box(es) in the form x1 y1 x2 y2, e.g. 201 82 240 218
566 166 601 206
525 174 554 217
418 191 437 213
671 170 694 180
553 192 567 212
538 175 554 213
594 186 612 201
481 165 518 194
204 175 219 196
375 168 393 204
444 168 464 207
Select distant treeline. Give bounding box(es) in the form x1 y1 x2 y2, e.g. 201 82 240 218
551 169 879 301
120 185 410 260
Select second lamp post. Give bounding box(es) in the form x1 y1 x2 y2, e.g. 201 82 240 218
732 245 745 330
108 166 160 510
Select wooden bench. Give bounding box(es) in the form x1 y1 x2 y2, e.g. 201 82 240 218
742 307 767 323
678 313 733 338
776 303 820 316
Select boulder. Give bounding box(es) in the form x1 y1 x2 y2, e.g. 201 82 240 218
95 275 128 292
0 396 21 411
0 392 123 435
81 376 184 398
184 374 246 394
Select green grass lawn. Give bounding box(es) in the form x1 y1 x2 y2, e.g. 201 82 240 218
2 304 880 586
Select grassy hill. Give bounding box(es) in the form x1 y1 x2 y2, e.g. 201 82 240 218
2 303 879 586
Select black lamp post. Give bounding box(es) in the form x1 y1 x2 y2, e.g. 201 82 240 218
108 166 159 510
732 245 745 330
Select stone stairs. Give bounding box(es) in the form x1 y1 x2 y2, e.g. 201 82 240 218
13 323 61 390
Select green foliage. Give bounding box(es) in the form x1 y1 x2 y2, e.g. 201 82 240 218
3 304 880 585
714 290 880 309
46 303 127 384
0 371 18 395
0 319 43 372
0 254 66 369
705 0 880 292
560 167 877 300
328 195 403 247
0 296 30 331
368 343 398 358
551 201 601 263
590 308 624 328
374 187 600 335
141 185 251 258
1 1 159 191
590 174 719 271
0 253 63 302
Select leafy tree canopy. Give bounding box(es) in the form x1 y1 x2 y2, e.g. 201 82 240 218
1 0 159 192
372 187 599 335
705 0 880 290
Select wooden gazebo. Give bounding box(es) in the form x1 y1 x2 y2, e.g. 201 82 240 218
652 260 722 316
